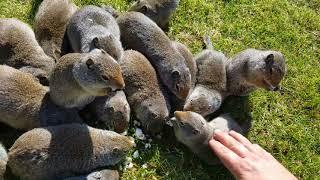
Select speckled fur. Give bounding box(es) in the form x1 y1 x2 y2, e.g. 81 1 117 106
184 46 227 116
34 0 77 61
64 169 119 180
226 49 286 96
67 5 123 61
117 12 191 100
0 65 83 130
172 111 244 165
8 124 134 180
130 0 180 29
0 143 7 180
165 41 196 111
49 49 125 108
87 91 130 133
120 50 170 134
0 18 55 85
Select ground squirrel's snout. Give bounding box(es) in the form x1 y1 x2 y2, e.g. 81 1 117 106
111 75 125 91
183 102 194 112
174 111 188 120
273 86 280 91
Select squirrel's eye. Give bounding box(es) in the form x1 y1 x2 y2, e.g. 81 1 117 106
192 129 200 135
101 75 109 81
86 58 94 70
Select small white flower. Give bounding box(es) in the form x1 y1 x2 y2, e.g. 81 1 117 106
148 138 152 143
132 150 139 158
142 163 148 169
126 162 133 169
145 143 151 149
135 128 146 140
166 120 173 127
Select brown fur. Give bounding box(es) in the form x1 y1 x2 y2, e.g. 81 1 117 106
117 12 191 100
0 65 46 129
183 48 227 116
8 124 134 180
0 18 55 85
49 49 125 108
34 0 77 61
0 143 7 180
120 50 170 134
0 65 83 130
87 91 130 133
172 41 196 90
226 49 286 96
129 0 180 30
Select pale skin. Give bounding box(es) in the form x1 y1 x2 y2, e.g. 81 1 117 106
209 130 297 180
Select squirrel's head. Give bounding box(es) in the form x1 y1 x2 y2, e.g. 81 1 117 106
129 0 158 17
246 51 286 91
106 132 135 162
91 34 123 61
73 49 125 96
171 111 208 143
183 86 222 117
164 56 192 100
136 99 169 134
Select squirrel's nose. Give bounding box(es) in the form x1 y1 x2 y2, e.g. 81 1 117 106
273 86 280 91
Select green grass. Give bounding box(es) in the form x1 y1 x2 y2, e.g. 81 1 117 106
0 0 319 179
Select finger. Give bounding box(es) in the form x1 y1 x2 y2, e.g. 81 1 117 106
213 130 250 158
229 130 252 146
229 130 257 153
252 144 273 159
209 139 241 175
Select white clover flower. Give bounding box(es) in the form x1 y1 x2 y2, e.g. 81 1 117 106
132 150 139 158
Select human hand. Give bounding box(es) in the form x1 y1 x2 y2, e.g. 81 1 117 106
209 130 297 180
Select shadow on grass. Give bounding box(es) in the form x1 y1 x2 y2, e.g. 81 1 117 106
28 0 43 25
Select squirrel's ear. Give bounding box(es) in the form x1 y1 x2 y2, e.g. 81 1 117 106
86 58 94 69
265 54 274 67
141 5 148 13
93 37 99 48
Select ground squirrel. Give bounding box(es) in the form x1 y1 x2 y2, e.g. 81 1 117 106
184 36 227 116
49 49 125 108
184 37 286 116
226 49 286 96
87 91 130 133
34 0 77 61
171 111 243 165
120 50 170 134
0 143 7 180
0 65 83 130
167 41 196 111
64 169 119 180
117 12 191 100
0 18 55 85
67 5 123 61
129 0 180 30
8 123 134 180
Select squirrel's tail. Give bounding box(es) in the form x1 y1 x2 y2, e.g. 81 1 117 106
203 35 214 50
